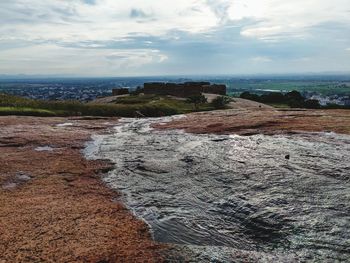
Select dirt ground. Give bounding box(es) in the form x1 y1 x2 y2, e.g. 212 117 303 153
155 108 350 135
0 116 167 263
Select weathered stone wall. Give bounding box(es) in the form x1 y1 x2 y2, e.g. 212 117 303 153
143 82 226 97
202 84 226 95
112 88 129 96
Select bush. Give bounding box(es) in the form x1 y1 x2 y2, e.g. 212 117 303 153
288 99 305 108
187 94 207 104
304 99 321 109
187 94 208 110
260 92 286 103
285 90 304 101
240 91 261 102
240 90 318 108
211 96 231 109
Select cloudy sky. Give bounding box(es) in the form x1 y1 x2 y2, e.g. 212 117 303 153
1 0 350 76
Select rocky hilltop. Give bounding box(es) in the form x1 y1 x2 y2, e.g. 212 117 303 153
155 108 350 135
1 107 350 262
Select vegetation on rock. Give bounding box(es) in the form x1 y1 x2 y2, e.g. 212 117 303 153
0 93 215 117
186 94 208 110
211 96 232 109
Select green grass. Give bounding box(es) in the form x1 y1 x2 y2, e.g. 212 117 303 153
0 93 215 117
112 94 161 104
0 107 58 117
107 94 214 114
145 98 214 113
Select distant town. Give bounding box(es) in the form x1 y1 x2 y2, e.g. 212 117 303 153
0 76 349 106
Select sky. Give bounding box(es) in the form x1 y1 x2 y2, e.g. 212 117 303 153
1 0 350 77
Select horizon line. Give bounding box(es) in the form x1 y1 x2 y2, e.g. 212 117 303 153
1 71 350 80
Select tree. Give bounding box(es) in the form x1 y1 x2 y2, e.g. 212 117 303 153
304 99 321 109
285 90 304 101
211 96 232 109
285 91 306 108
187 94 207 110
260 92 285 103
240 91 260 102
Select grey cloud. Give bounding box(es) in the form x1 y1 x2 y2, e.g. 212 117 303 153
1 1 350 76
130 8 152 19
128 8 156 24
205 0 231 22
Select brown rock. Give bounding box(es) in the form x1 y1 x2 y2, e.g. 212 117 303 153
154 109 350 135
0 116 167 263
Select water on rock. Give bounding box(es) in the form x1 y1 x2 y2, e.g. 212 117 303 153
85 117 350 262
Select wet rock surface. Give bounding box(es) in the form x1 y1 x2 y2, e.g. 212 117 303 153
88 116 350 262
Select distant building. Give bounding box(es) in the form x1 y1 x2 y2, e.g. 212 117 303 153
143 82 226 97
112 88 129 96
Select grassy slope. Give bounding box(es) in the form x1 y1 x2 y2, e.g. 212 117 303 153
0 107 57 116
0 93 214 117
114 95 214 112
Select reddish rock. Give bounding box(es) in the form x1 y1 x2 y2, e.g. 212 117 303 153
155 109 350 135
0 116 167 263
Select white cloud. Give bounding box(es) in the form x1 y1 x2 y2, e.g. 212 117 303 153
0 44 167 76
228 0 350 41
2 0 348 43
1 0 350 75
0 0 219 42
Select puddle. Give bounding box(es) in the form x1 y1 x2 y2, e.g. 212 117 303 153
57 122 74 127
35 146 55 152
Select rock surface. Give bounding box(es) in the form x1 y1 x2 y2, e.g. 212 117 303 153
154 108 350 135
0 116 166 263
1 108 350 262
89 116 350 262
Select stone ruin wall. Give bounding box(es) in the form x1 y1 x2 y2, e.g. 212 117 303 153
112 88 129 96
143 82 226 97
201 84 226 95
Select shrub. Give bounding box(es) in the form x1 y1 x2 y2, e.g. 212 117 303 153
240 92 260 102
304 99 321 109
288 99 305 108
240 90 311 108
187 94 208 110
211 96 232 109
285 90 304 101
260 92 286 103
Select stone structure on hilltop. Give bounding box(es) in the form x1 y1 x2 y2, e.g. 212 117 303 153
143 82 226 97
112 88 129 96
